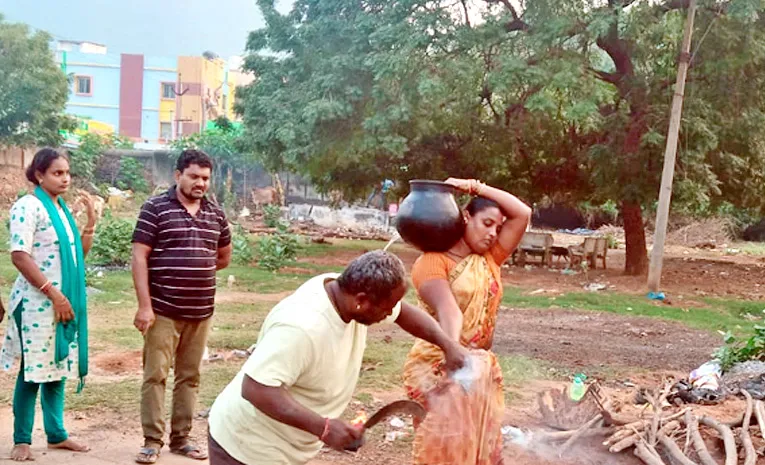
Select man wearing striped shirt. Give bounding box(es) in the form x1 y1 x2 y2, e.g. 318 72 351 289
131 149 232 464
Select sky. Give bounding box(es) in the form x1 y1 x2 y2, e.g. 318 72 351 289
1 0 292 58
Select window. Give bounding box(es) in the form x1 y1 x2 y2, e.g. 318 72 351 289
160 122 173 141
75 76 92 95
161 83 175 99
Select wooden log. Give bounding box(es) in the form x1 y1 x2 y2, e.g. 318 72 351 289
698 415 737 465
610 434 640 453
605 423 646 446
538 427 614 442
659 420 681 436
648 383 673 445
559 413 603 457
755 400 765 442
634 442 667 465
605 408 689 446
740 390 756 465
657 433 698 465
610 421 679 453
684 410 717 465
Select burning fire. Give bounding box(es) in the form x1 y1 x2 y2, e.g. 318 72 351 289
351 410 368 426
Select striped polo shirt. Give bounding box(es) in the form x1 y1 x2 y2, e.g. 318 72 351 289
132 187 231 320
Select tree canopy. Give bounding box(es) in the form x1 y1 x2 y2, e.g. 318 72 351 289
0 14 73 147
237 0 765 274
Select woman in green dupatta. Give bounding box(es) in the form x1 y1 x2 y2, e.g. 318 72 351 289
0 148 98 461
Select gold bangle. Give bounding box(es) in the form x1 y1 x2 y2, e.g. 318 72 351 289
476 181 486 196
40 280 53 294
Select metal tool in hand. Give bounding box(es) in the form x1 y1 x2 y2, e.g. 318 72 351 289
344 400 426 451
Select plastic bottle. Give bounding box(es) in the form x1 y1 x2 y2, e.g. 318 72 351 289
570 373 587 401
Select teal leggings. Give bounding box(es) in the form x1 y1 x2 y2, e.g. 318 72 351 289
12 306 68 445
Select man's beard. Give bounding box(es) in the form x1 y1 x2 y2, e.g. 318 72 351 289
181 186 205 199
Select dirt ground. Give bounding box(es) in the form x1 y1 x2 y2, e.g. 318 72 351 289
2 215 765 464
494 308 720 372
302 240 765 301
0 285 732 465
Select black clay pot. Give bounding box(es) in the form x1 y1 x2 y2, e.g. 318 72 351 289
395 180 465 252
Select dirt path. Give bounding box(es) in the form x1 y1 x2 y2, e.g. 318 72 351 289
494 307 720 372
0 409 203 464
0 410 351 465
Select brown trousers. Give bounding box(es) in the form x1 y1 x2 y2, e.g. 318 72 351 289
141 315 211 449
208 432 247 465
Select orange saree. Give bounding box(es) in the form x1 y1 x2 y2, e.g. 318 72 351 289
402 246 509 465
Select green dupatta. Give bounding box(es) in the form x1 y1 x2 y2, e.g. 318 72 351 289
34 186 88 391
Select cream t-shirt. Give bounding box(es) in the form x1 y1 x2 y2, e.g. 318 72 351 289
208 273 402 465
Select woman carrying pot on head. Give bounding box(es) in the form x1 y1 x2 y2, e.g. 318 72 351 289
402 178 531 465
0 148 97 461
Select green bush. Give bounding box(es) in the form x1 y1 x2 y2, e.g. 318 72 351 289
231 225 255 265
262 204 282 229
604 232 619 249
90 211 134 266
117 157 150 193
69 133 104 180
714 326 765 370
258 223 299 272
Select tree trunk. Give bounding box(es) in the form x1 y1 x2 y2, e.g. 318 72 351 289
272 173 285 206
620 101 649 276
621 201 648 275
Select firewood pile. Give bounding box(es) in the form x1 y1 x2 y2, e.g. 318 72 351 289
528 381 765 464
601 384 763 465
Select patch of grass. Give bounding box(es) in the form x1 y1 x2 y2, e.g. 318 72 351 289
224 264 319 293
0 213 9 253
502 287 759 334
0 253 17 289
65 376 141 412
731 241 765 256
358 338 411 390
90 326 143 351
207 303 272 350
498 354 551 403
61 360 243 413
712 298 765 320
499 354 549 386
355 392 374 404
300 238 408 257
198 361 243 407
86 269 135 304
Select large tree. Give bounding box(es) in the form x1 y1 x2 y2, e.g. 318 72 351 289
238 0 765 274
0 15 72 147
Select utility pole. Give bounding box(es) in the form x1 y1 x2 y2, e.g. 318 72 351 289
647 0 698 291
174 73 190 140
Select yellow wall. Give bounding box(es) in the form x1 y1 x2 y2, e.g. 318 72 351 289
177 56 239 129
202 57 227 122
159 99 175 123
177 56 204 128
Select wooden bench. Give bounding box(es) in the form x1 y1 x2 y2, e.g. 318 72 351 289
568 237 608 269
513 232 554 267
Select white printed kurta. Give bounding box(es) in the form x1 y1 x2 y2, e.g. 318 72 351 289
0 195 79 383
